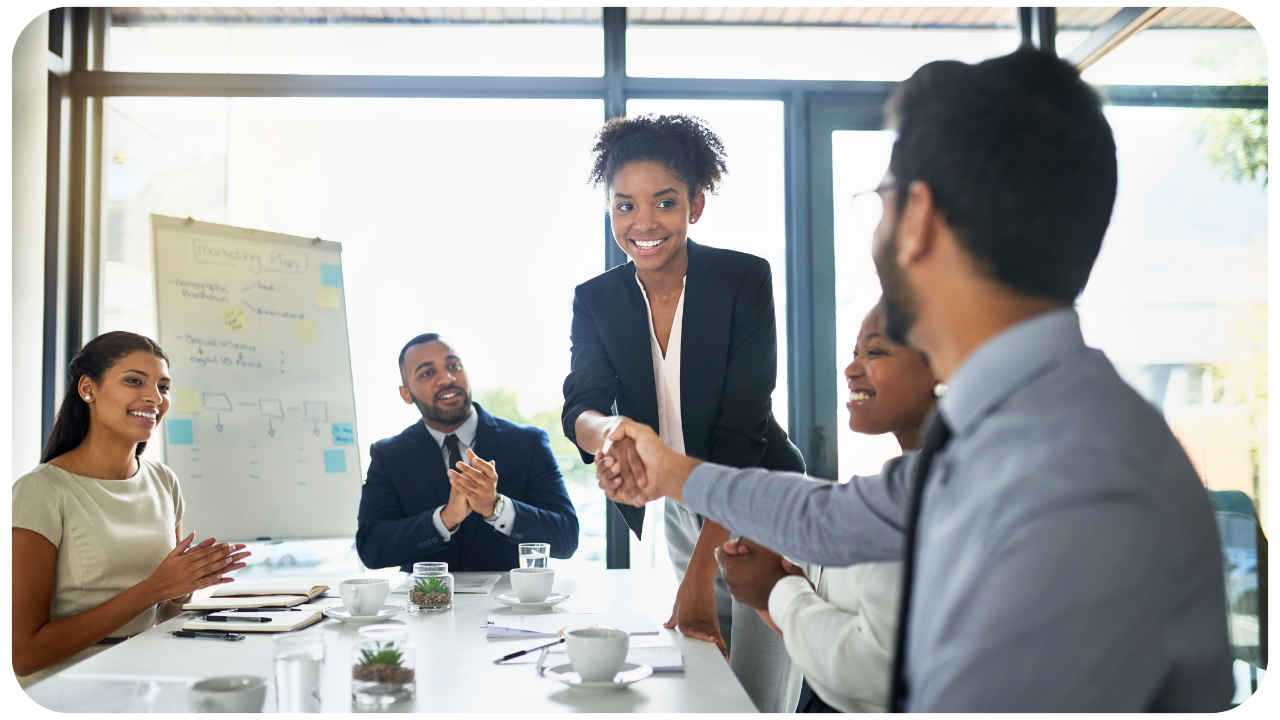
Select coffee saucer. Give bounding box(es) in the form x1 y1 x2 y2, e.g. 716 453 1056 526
495 593 569 611
544 663 652 692
323 605 403 625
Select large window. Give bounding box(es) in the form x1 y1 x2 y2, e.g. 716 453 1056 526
102 97 611 567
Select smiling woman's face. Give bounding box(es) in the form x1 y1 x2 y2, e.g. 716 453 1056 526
844 309 936 440
80 350 171 446
609 161 705 273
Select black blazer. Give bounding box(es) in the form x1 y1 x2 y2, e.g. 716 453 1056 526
561 239 805 537
356 403 579 572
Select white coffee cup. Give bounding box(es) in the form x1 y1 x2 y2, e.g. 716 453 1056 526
509 567 555 603
340 578 389 616
189 675 267 713
566 628 629 682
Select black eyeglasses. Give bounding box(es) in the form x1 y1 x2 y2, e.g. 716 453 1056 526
849 182 897 226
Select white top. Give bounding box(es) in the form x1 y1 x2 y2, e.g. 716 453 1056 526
768 561 903 713
11 460 185 638
636 273 687 456
421 410 516 539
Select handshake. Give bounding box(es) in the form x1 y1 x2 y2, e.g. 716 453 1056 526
591 417 704 507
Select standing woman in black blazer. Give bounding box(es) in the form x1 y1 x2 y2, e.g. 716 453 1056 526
562 114 805 713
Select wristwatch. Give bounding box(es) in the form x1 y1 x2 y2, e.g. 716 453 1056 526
485 493 507 523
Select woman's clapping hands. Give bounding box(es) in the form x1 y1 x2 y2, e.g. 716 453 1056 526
144 533 250 603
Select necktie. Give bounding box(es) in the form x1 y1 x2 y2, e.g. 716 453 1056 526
889 410 953 712
443 434 463 475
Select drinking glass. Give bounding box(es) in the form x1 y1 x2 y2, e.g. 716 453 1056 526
518 543 550 569
273 633 325 712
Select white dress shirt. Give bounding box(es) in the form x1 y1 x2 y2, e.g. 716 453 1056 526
421 409 515 540
769 562 902 712
636 273 687 455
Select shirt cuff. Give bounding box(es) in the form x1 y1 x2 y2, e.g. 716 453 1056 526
484 494 516 536
431 506 457 542
768 574 818 622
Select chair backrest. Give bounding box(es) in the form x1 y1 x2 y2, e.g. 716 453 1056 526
1211 509 1267 671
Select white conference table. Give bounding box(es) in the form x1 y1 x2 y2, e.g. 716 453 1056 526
23 567 758 713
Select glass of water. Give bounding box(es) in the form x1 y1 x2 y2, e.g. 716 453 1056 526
518 543 550 569
274 633 325 712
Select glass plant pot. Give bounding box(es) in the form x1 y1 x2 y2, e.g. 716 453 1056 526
351 625 416 706
408 561 453 613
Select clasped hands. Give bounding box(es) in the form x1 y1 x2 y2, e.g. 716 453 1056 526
593 416 692 506
442 448 500 529
715 537 810 636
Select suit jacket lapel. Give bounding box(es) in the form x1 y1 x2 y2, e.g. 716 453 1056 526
410 421 451 509
471 404 499 486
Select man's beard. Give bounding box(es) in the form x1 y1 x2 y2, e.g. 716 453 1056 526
872 224 919 346
409 386 473 426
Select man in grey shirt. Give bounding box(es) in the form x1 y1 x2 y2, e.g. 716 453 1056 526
594 48 1233 711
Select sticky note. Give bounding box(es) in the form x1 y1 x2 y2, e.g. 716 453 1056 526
168 419 194 445
172 388 201 414
316 285 341 309
295 320 319 344
324 449 347 474
222 307 246 333
332 423 355 446
320 264 343 287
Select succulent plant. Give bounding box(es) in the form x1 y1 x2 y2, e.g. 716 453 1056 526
413 576 449 595
357 642 404 668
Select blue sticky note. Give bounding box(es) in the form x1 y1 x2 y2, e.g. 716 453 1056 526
332 423 355 446
320 264 343 287
324 449 347 474
168 419 194 446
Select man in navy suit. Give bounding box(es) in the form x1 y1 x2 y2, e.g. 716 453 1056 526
356 334 578 572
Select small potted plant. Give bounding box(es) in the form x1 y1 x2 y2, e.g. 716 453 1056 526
408 562 453 613
351 627 416 705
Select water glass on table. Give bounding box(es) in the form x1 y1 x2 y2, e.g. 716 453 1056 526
273 633 325 712
518 543 550 569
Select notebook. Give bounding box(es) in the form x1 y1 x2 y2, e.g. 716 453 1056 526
486 612 660 639
544 634 684 672
182 608 326 633
182 580 328 610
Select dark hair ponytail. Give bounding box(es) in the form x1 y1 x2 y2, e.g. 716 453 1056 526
40 331 170 464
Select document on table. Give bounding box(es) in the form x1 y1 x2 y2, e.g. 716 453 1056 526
486 613 660 638
454 574 500 594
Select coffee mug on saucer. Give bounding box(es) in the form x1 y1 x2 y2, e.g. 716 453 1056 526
340 578 390 616
566 628 629 682
189 675 267 713
509 567 555 603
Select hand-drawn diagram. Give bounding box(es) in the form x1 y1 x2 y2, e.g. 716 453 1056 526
303 402 328 422
202 393 233 412
259 399 285 419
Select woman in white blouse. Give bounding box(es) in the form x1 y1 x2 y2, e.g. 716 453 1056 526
718 303 938 712
12 331 250 685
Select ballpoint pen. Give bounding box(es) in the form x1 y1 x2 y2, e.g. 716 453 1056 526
221 608 301 612
204 616 273 623
493 637 565 664
170 631 246 641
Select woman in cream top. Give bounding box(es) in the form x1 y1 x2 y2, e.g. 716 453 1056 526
12 331 249 685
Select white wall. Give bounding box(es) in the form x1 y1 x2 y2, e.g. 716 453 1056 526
10 12 48 478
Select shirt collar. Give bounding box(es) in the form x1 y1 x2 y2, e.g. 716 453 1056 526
938 307 1085 437
422 406 479 449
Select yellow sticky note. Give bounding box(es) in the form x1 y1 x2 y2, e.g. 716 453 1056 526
296 319 319 344
316 286 341 309
222 307 246 333
172 388 201 414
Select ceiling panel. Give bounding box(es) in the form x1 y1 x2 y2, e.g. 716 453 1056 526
109 7 1254 30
